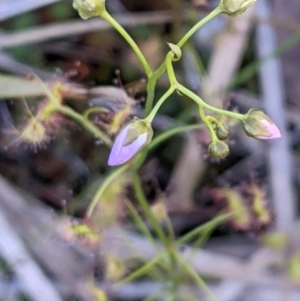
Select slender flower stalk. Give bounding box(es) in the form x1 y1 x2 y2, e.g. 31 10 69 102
86 165 128 218
55 105 112 146
144 7 223 116
73 0 152 76
101 10 152 77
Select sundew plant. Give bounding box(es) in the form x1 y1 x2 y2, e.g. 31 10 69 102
0 0 283 300
73 0 280 219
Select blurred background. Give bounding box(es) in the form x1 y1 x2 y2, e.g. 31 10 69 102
0 0 300 300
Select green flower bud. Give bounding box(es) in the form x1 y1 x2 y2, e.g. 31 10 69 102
242 109 281 140
208 140 230 159
216 124 230 140
73 0 106 19
124 118 153 146
219 0 256 16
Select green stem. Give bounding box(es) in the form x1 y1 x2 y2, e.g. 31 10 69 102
86 165 128 218
55 105 112 146
144 7 221 116
199 105 218 142
83 107 109 120
149 124 204 150
131 169 167 245
131 169 178 275
117 255 163 286
145 63 166 116
144 87 174 123
175 254 218 301
165 52 178 85
101 11 152 77
177 84 244 120
165 213 175 242
137 125 207 172
177 7 222 48
144 51 176 119
207 115 223 128
34 75 61 106
126 201 158 248
177 213 231 244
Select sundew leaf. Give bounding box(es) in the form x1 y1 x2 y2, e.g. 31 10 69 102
0 73 45 98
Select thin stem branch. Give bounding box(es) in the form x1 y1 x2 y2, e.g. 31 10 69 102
177 7 222 48
149 124 204 150
144 87 174 123
83 107 109 120
131 169 178 277
145 62 166 116
177 213 231 244
102 11 152 77
175 254 218 301
55 105 112 146
165 52 178 85
144 7 221 116
177 84 244 120
131 169 167 245
199 106 218 141
86 165 128 218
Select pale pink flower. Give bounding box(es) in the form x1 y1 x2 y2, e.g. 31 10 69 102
257 119 281 140
108 119 153 166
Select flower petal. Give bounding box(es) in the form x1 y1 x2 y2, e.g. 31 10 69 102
108 124 130 166
108 132 147 166
257 119 281 140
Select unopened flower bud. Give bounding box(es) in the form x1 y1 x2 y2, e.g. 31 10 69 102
108 118 153 166
73 0 106 19
242 109 281 140
216 124 230 140
219 0 256 16
208 140 229 159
